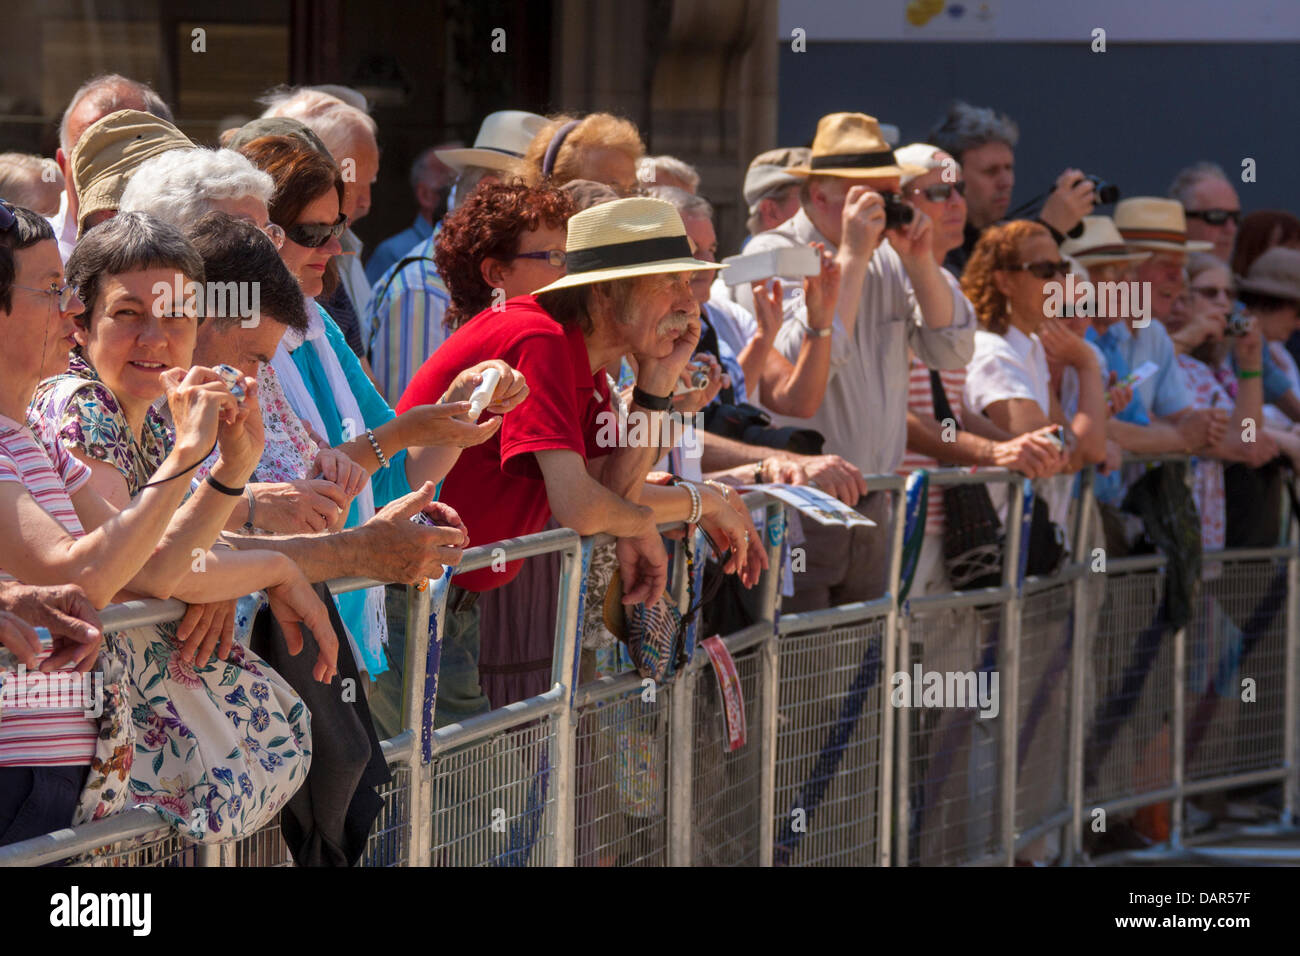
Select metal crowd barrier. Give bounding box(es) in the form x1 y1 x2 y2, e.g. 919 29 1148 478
2 466 1297 867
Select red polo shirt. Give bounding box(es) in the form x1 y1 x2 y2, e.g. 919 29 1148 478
397 294 612 591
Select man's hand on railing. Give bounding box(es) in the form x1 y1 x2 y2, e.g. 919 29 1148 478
359 482 468 585
252 480 350 534
0 582 102 673
792 453 868 505
989 426 1068 479
174 599 238 666
1175 407 1228 453
265 568 339 684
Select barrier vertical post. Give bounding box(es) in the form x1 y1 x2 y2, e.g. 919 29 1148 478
1000 476 1027 866
758 498 783 867
894 610 911 868
1067 473 1095 863
668 536 694 866
550 535 583 867
878 484 906 867
401 577 433 866
1284 484 1299 827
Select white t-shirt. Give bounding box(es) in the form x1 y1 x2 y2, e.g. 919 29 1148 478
964 326 1072 542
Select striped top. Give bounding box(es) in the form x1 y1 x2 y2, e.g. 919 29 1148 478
899 359 967 538
0 413 98 766
364 234 453 407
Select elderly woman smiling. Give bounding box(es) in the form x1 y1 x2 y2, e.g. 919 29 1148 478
2 204 334 839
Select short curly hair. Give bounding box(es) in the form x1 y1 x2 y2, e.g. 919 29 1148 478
433 181 576 328
520 112 645 188
961 219 1050 335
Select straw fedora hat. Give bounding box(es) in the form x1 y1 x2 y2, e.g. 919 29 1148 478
1060 216 1152 266
72 109 194 237
1113 197 1213 254
787 112 925 179
533 197 723 294
436 110 547 173
1237 247 1300 301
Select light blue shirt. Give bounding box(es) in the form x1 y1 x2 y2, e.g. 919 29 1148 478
364 215 436 285
1103 320 1192 419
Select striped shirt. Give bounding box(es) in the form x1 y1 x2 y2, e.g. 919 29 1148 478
899 359 966 538
0 414 97 766
365 234 453 407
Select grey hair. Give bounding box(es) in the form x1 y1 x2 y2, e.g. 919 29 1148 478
637 155 701 192
59 74 172 155
0 153 63 215
1168 162 1230 207
260 88 378 160
119 148 274 227
65 212 204 320
645 184 713 222
927 101 1019 162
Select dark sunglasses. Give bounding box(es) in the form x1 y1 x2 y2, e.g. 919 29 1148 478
1192 285 1233 300
511 249 567 268
1010 259 1070 280
1186 208 1240 226
0 199 15 232
284 213 348 248
908 181 966 202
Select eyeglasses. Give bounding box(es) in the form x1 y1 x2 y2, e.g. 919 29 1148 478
0 200 14 232
12 282 81 311
1009 260 1070 280
284 213 348 248
1186 208 1241 226
907 181 966 202
1192 285 1233 301
511 249 567 268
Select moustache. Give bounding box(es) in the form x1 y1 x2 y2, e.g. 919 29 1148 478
656 312 693 337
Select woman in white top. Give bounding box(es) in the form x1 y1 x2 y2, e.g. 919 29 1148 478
961 220 1108 533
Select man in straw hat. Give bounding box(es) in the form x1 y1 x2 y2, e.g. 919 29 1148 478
397 196 766 725
1074 202 1226 496
734 112 975 611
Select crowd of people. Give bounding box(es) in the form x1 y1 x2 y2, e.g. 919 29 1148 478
0 77 1296 864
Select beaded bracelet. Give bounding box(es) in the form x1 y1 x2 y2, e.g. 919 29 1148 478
366 428 388 468
675 478 701 525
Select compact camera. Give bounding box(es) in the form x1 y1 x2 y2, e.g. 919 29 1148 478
214 364 246 403
1225 307 1252 337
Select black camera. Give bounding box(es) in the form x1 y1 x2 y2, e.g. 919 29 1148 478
882 192 915 230
1073 174 1120 205
1225 306 1251 337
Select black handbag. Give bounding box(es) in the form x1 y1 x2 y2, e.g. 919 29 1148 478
929 372 1004 589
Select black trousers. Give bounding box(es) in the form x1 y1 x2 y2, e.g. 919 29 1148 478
248 583 390 866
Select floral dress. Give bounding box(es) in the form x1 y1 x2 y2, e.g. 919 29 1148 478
1174 355 1228 552
28 355 312 842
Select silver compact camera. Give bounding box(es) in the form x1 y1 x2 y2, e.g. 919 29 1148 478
214 364 247 403
1224 307 1251 338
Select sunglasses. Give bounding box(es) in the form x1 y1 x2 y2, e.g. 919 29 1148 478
1010 260 1070 280
0 200 14 232
284 213 348 248
908 181 966 202
1186 208 1240 226
1192 285 1233 300
511 249 567 268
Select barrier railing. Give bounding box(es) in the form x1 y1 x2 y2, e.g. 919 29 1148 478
2 465 1297 867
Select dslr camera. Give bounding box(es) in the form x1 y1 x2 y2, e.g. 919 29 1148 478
1072 174 1120 205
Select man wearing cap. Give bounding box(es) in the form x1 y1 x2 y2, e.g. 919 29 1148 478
734 112 976 610
48 74 173 262
363 146 457 285
742 147 810 245
1079 200 1225 472
397 197 764 724
364 111 547 405
68 109 194 242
